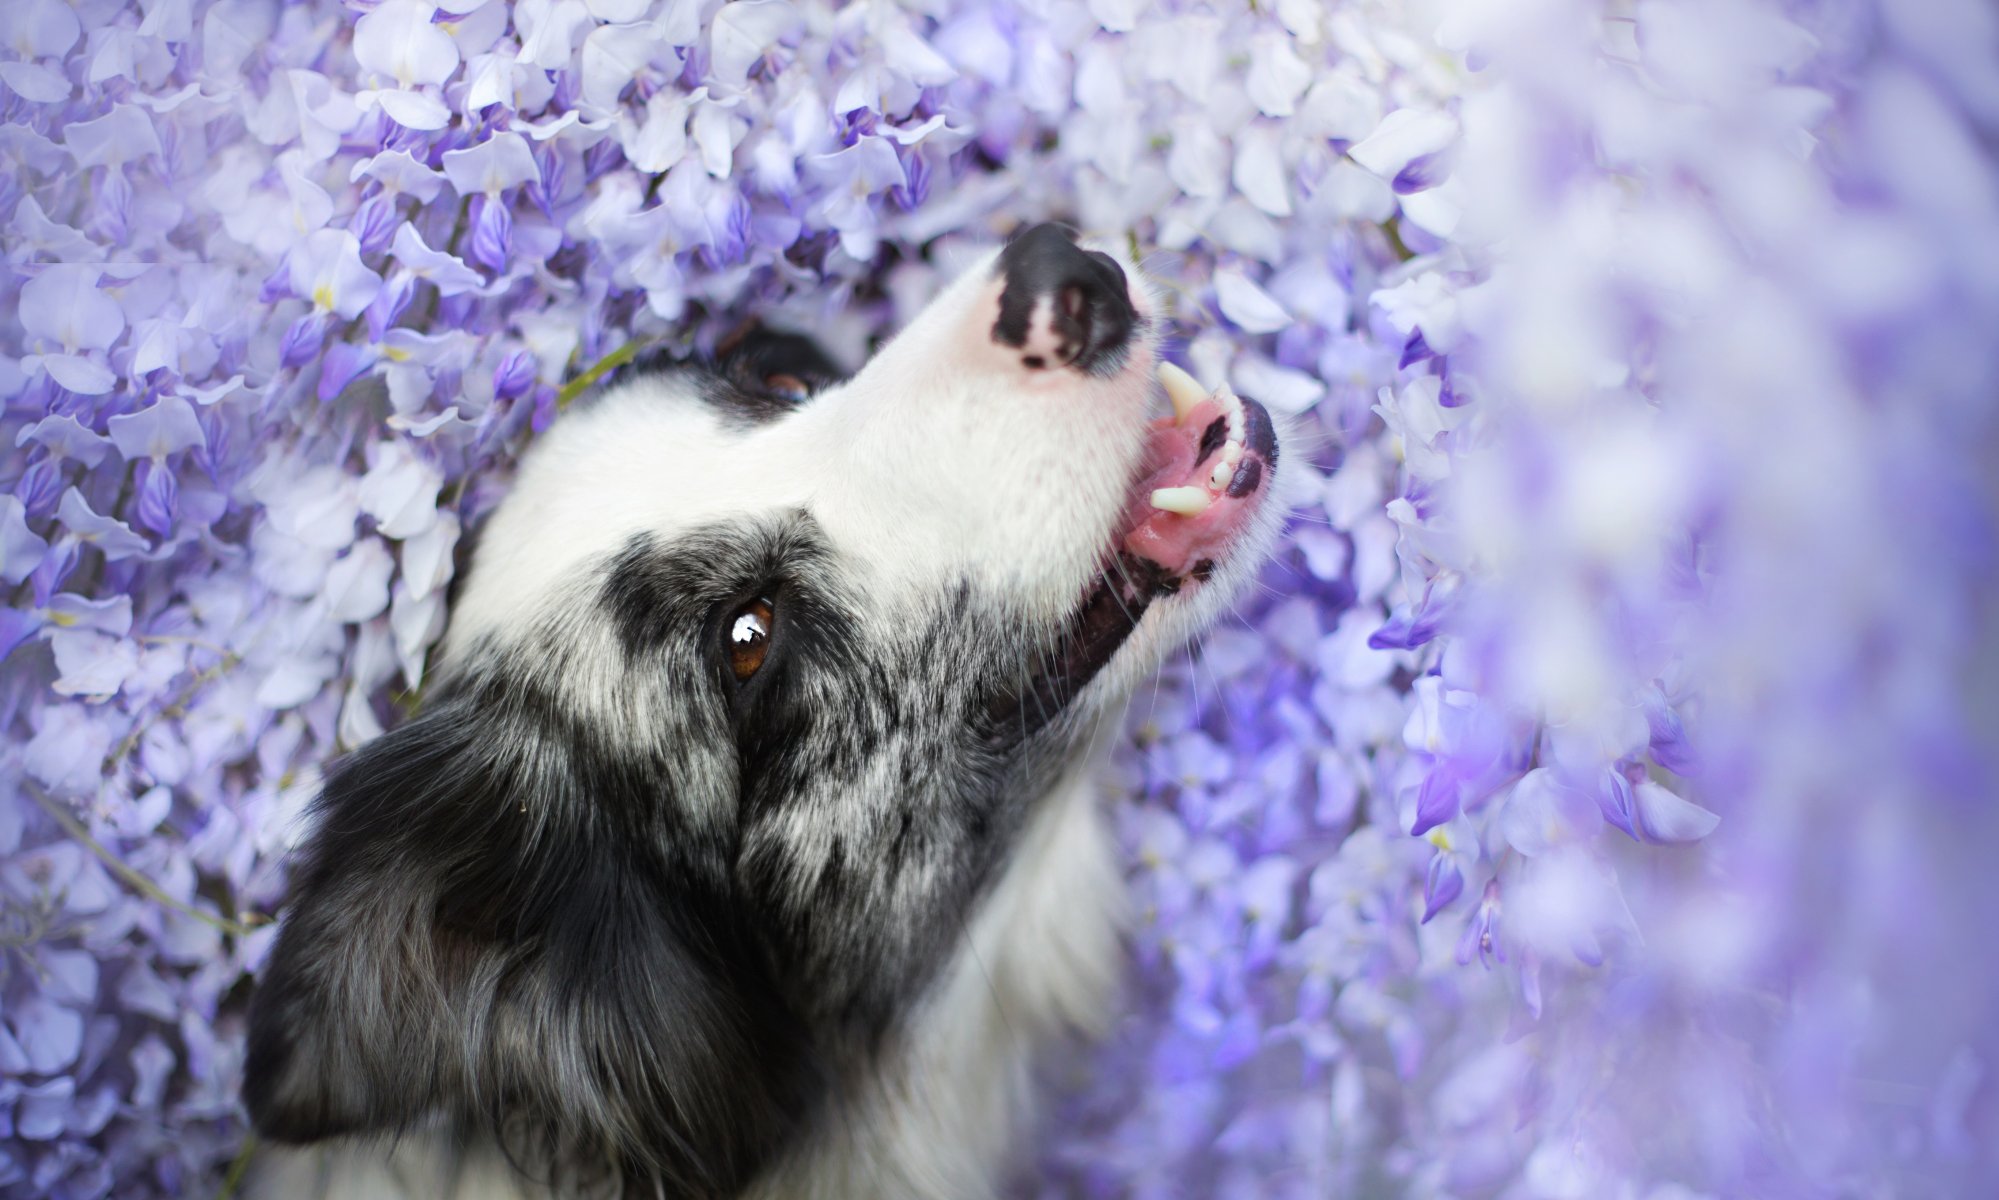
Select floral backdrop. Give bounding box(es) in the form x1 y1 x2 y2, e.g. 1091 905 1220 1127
4 0 1997 1196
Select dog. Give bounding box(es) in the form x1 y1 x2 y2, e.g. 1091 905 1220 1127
242 224 1284 1199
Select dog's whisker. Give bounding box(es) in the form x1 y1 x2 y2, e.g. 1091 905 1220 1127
244 225 1285 1199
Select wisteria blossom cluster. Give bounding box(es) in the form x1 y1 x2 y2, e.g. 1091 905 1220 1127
4 0 1997 1196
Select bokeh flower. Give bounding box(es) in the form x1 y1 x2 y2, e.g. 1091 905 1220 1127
4 0 1996 1196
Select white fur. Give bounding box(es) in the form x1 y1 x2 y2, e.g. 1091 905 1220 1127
250 743 1125 1200
253 241 1278 1198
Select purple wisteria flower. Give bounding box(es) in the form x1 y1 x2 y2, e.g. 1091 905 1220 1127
3 0 1998 1197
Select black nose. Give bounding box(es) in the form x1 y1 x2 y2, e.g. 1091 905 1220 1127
991 223 1137 375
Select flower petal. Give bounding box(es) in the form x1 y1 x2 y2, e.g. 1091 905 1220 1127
354 0 462 88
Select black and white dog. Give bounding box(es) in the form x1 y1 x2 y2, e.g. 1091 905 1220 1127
243 225 1283 1198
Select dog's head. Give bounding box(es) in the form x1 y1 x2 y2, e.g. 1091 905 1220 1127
243 225 1283 1193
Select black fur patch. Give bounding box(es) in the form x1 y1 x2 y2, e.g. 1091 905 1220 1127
983 559 1153 748
249 509 1109 1193
243 675 823 1197
703 325 848 426
627 326 848 429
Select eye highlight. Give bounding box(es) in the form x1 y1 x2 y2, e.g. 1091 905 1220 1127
728 598 774 681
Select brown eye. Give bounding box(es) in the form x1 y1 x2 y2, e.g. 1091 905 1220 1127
728 599 774 681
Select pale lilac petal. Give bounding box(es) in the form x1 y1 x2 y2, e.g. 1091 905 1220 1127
56 488 149 560
388 405 475 437
39 949 97 1008
129 1037 175 1109
44 593 133 636
62 104 162 168
390 224 487 296
441 131 541 195
1348 107 1457 183
36 352 118 394
20 265 125 353
462 50 517 111
1087 0 1148 30
278 152 335 233
9 194 102 261
882 24 957 87
1232 356 1323 415
1632 780 1722 844
1499 768 1603 857
880 114 957 147
709 0 799 91
371 86 454 130
289 228 384 319
358 442 442 538
323 537 395 623
16 415 112 466
8 997 82 1074
178 373 250 407
1167 116 1228 198
401 511 461 598
351 149 448 201
0 122 66 174
354 0 462 87
129 317 186 375
318 342 378 402
1423 848 1466 922
255 654 338 709
15 1079 76 1140
1245 31 1311 117
1213 268 1292 334
514 0 594 70
692 100 743 179
0 60 72 103
14 0 81 56
107 396 205 461
579 23 656 111
51 629 142 697
466 193 512 271
621 87 703 172
1 497 48 585
391 584 447 685
1233 124 1293 216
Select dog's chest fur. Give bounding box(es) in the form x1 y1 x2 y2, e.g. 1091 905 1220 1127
242 229 1283 1198
252 748 1124 1199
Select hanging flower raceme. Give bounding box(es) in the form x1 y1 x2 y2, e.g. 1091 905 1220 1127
2 0 1995 1197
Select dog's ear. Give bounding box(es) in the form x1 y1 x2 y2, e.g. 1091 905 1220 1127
243 695 822 1195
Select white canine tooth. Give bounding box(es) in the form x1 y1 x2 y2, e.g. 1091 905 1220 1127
1214 383 1246 437
1150 486 1212 515
1223 441 1243 466
1210 460 1232 489
1157 361 1208 424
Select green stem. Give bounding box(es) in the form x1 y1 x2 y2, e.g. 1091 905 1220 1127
104 650 242 773
1382 217 1417 264
556 338 653 411
213 1135 258 1200
23 783 268 939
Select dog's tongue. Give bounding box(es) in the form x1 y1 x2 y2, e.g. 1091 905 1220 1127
1120 366 1277 579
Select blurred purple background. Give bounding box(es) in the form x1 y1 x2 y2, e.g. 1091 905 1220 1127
3 0 1997 1195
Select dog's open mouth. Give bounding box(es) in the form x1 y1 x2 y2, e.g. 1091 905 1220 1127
998 366 1278 737
1116 362 1279 585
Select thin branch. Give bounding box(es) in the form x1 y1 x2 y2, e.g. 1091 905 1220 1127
213 1135 258 1200
103 649 242 773
556 337 658 411
22 783 269 940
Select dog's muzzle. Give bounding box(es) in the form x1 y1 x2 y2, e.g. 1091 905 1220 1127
990 223 1138 375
